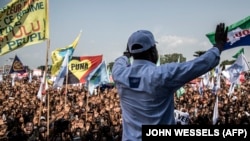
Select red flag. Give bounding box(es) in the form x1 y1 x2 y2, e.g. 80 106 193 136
67 55 103 84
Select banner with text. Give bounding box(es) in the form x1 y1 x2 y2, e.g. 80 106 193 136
0 0 49 56
68 55 103 84
206 16 250 51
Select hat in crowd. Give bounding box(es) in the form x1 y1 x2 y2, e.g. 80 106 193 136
40 116 46 120
8 97 15 100
127 30 157 54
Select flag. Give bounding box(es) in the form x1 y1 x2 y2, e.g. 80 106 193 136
11 73 16 87
176 87 185 98
208 77 214 90
67 55 103 84
226 54 250 83
107 66 114 83
51 32 82 76
214 66 221 93
202 72 210 86
9 55 26 74
232 48 244 58
87 61 110 95
176 55 185 98
37 71 48 102
0 0 49 56
206 16 250 51
198 79 203 95
53 50 70 88
228 83 236 97
28 72 32 83
212 95 219 125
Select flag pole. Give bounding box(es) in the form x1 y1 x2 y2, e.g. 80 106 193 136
83 83 89 126
46 39 50 141
86 90 89 123
45 0 50 140
38 39 50 138
64 61 69 107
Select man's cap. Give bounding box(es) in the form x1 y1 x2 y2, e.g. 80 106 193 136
127 30 157 54
40 116 46 120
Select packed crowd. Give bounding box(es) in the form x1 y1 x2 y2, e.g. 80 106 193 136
0 72 249 141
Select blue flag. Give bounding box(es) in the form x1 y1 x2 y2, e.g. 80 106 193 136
9 55 26 74
51 31 82 76
87 61 110 95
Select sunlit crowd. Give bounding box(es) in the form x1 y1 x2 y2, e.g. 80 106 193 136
0 72 249 141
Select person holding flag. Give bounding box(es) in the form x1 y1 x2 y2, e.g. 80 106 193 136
112 23 228 141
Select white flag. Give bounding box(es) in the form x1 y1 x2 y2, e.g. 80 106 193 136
212 95 219 125
37 72 48 102
226 54 250 84
0 74 3 82
228 83 236 97
215 66 221 90
29 72 32 83
202 72 210 86
11 73 16 87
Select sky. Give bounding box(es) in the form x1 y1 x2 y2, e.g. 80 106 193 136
0 0 250 69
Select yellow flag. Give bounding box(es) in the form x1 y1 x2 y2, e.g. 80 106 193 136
51 32 82 76
0 0 49 56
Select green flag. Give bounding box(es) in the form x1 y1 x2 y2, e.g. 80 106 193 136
206 16 250 51
176 87 185 98
232 48 244 58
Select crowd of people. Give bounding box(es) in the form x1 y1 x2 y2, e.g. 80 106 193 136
0 70 249 141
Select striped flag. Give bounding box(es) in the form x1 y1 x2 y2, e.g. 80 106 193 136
206 16 250 51
53 50 70 88
51 32 82 76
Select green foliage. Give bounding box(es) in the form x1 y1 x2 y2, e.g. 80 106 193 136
160 53 186 64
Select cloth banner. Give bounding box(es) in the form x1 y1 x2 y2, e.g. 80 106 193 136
67 55 103 84
206 16 250 51
0 0 49 56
